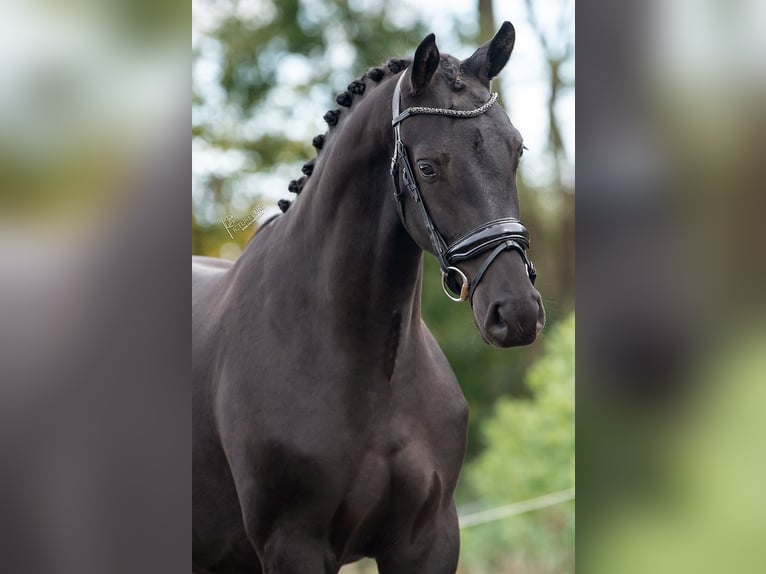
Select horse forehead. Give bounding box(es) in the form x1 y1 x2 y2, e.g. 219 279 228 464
414 119 519 161
456 118 520 154
473 115 520 139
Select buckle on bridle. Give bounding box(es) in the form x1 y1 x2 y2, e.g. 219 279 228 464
441 266 470 302
390 153 402 200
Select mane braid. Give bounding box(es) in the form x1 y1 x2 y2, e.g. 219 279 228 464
336 92 352 107
276 58 411 213
312 134 325 150
301 159 315 176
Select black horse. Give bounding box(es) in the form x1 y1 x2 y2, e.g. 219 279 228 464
193 23 544 573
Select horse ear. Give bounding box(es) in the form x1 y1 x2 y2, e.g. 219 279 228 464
464 21 516 84
410 33 440 95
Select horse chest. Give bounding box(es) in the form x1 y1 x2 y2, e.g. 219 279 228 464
333 423 461 559
333 378 468 556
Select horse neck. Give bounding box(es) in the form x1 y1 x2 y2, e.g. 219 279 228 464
286 75 424 337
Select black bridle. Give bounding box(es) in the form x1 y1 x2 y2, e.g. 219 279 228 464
389 72 537 303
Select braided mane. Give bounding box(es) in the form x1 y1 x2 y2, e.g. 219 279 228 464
277 58 411 213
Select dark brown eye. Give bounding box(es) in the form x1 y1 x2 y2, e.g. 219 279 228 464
418 163 436 178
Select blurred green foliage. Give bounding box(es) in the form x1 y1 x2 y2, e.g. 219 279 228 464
459 314 575 574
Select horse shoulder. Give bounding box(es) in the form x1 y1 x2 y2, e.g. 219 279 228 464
419 319 468 403
385 319 469 497
413 319 469 465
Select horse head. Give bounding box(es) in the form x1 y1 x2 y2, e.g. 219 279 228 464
391 23 545 347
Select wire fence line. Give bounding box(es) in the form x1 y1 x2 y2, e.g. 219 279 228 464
337 488 575 572
458 487 575 529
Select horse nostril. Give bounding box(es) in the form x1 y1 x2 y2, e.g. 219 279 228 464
492 303 505 329
482 294 542 348
483 302 510 345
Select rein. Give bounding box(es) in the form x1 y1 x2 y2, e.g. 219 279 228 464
389 72 536 303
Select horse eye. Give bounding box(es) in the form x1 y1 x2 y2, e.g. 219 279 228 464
418 163 436 177
519 145 527 158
